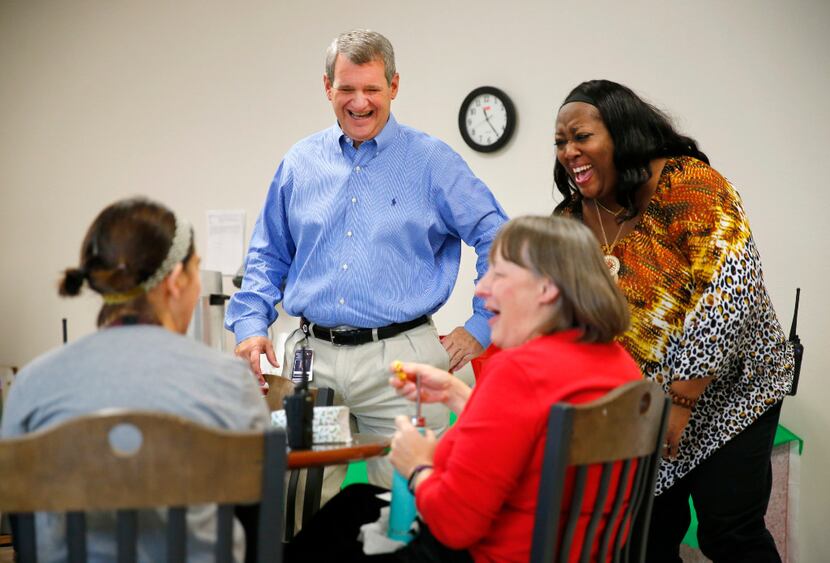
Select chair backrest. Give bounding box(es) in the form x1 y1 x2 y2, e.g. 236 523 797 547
264 374 296 412
263 374 331 413
0 410 285 563
530 380 669 563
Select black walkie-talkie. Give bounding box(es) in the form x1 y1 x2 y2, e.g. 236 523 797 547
787 288 804 396
285 346 314 449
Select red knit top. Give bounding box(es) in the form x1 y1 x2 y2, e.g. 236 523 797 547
416 330 642 562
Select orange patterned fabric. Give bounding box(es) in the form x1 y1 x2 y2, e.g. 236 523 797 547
559 157 793 493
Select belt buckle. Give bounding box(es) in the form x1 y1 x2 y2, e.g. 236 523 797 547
331 327 363 346
333 328 355 346
326 327 345 345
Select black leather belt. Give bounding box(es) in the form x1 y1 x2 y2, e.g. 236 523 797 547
300 315 430 346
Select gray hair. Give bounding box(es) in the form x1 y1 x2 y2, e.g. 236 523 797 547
325 29 396 86
492 215 630 343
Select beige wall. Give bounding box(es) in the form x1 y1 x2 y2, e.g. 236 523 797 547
1 0 827 558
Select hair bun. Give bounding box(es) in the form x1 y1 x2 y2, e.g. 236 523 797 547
59 267 87 297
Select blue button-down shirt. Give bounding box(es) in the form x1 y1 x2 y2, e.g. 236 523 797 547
226 115 508 347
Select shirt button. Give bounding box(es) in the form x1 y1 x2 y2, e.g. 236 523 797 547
355 165 361 173
351 197 357 204
342 263 349 270
346 230 353 237
338 298 345 305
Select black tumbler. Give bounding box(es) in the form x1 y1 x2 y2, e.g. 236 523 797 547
284 387 314 449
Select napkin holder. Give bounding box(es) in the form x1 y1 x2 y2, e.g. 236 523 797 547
271 405 352 445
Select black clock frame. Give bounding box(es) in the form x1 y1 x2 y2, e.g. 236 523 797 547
458 86 516 153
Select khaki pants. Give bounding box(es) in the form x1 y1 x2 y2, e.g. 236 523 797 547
281 320 450 525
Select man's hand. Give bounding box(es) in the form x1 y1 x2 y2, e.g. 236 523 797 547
234 336 278 385
441 326 484 372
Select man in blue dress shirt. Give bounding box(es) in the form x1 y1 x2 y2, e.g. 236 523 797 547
226 29 507 493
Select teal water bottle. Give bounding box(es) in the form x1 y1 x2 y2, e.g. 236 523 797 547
388 415 425 543
388 369 425 543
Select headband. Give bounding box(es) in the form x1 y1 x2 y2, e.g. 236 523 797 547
102 214 193 305
561 92 597 108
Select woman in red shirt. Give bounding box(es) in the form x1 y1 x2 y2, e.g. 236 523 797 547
285 215 641 562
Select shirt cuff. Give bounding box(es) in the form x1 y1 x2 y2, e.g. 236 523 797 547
464 315 491 349
231 318 270 345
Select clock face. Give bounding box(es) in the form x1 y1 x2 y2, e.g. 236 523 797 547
458 86 516 153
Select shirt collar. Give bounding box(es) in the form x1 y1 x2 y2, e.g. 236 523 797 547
373 114 399 153
333 114 399 155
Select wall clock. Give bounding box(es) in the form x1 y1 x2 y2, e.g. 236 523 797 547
458 86 516 153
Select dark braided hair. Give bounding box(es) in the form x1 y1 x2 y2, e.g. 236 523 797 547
553 80 709 221
59 197 194 327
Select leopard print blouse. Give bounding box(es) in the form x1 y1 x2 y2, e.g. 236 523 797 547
563 156 794 494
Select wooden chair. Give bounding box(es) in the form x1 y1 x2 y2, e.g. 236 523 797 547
530 380 669 563
0 410 286 563
263 374 295 413
263 374 330 413
262 374 335 539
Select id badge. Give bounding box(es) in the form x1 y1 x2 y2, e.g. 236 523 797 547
291 348 314 384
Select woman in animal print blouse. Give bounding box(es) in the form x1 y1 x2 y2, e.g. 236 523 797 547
553 79 794 563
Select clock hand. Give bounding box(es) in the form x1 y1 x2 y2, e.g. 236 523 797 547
482 107 500 136
468 115 495 132
471 117 492 130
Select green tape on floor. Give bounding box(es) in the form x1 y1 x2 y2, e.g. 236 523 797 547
342 460 368 488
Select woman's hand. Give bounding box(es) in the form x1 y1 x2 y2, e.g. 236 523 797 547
389 415 437 479
663 405 691 459
663 377 711 458
388 361 471 415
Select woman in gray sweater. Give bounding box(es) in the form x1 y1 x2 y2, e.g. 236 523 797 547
1 197 269 562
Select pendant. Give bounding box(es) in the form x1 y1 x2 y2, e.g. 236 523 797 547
604 254 620 280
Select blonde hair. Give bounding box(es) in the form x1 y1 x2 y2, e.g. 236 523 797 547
491 215 630 342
